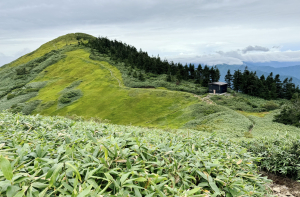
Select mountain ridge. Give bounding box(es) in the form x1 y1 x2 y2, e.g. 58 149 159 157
215 63 300 86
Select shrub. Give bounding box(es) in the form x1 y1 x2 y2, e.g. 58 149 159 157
59 97 71 103
58 89 82 105
274 105 300 127
263 101 279 110
64 90 80 98
7 93 15 100
23 88 39 93
244 132 253 138
21 100 41 115
16 67 29 75
240 135 300 179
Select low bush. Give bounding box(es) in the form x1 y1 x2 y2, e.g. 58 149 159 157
240 135 300 179
58 89 82 105
274 96 300 127
244 131 253 138
64 90 80 98
59 97 71 103
6 93 15 100
263 101 279 110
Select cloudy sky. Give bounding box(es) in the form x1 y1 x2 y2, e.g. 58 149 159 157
1 0 300 66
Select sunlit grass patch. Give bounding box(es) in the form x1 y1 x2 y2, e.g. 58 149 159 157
29 49 201 128
237 110 269 117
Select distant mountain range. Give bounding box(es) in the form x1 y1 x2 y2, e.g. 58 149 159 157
214 62 300 87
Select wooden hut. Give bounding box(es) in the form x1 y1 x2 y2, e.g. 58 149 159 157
208 82 228 94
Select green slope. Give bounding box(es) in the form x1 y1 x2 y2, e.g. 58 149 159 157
28 48 200 128
0 33 285 135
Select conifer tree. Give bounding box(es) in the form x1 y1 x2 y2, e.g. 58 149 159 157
274 74 282 98
215 66 220 82
138 72 145 81
183 64 189 80
176 70 182 82
133 71 138 78
202 65 211 87
232 69 242 92
225 69 233 89
195 64 203 84
189 64 195 79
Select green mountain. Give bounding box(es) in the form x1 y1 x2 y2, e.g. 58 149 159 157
0 33 298 137
1 33 300 187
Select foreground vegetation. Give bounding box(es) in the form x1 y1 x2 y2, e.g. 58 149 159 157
0 111 271 196
241 134 300 179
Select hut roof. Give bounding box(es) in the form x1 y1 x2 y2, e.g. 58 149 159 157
209 82 227 85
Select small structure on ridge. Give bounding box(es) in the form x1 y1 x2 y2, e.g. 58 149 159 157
208 82 228 94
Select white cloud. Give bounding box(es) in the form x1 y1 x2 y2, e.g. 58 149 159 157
241 46 270 54
170 50 300 66
1 0 300 65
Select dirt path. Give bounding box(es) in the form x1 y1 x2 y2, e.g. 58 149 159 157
81 58 123 87
104 65 122 87
262 171 300 196
194 94 216 105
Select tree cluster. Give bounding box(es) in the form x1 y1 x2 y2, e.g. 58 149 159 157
88 37 220 86
274 93 300 127
225 68 300 100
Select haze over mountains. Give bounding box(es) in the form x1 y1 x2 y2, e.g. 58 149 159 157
214 62 300 86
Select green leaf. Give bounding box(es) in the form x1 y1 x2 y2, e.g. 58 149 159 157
187 187 201 195
239 148 247 154
104 147 108 161
105 173 119 188
97 181 112 195
14 186 28 197
126 159 132 169
120 172 131 185
86 132 97 143
77 185 93 197
45 165 56 179
6 185 20 197
145 193 155 197
31 182 48 189
38 187 49 197
135 177 147 182
134 187 142 197
14 190 25 197
0 156 13 181
66 162 81 182
208 175 221 194
123 184 144 189
49 163 63 187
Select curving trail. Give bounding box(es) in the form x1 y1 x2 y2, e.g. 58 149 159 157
103 64 122 87
81 58 123 87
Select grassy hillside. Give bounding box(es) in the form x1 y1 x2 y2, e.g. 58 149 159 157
28 48 202 128
0 33 297 135
0 33 253 132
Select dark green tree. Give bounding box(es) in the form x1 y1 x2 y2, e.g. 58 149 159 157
202 65 211 87
138 72 145 81
195 64 203 84
225 69 233 89
133 71 138 78
189 64 195 80
232 69 243 92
